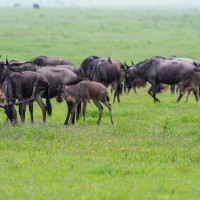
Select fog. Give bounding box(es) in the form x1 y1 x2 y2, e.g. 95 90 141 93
1 0 200 8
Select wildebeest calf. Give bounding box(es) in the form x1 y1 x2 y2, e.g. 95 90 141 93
178 71 200 102
56 80 114 125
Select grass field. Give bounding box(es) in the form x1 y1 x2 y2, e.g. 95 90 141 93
0 7 200 200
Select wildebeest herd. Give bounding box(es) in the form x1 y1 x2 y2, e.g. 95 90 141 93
0 55 199 125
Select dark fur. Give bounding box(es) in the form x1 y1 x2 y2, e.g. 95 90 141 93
80 56 124 103
125 56 197 103
31 55 74 66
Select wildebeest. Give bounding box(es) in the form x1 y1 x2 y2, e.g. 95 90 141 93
170 56 200 95
177 71 200 102
31 56 74 66
124 61 147 94
0 59 82 124
125 56 198 103
13 67 83 125
80 56 124 103
3 71 51 125
56 80 114 125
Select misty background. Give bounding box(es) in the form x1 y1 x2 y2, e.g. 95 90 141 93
1 0 200 8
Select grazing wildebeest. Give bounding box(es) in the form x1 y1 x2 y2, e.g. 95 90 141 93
177 71 200 102
0 60 36 123
56 80 114 125
0 60 82 124
80 56 124 103
125 56 198 103
14 67 83 125
124 61 147 94
3 71 51 125
124 78 147 95
31 56 74 66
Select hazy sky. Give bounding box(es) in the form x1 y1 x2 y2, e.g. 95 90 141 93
1 0 200 7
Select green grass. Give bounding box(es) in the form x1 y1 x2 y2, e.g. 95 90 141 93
0 7 200 200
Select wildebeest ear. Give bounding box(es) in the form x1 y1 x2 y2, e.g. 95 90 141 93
131 60 134 65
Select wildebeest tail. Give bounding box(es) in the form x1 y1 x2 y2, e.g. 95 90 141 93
117 82 123 95
46 86 52 116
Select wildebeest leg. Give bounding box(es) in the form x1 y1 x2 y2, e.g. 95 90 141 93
124 83 127 94
113 82 121 104
29 102 34 124
132 86 137 95
101 100 114 125
69 100 81 125
82 100 87 125
64 101 73 125
17 95 26 124
148 83 160 103
170 85 175 95
19 103 26 124
176 90 186 102
176 85 179 94
92 99 103 126
35 95 47 123
113 82 117 103
193 87 199 102
113 90 120 103
186 90 191 102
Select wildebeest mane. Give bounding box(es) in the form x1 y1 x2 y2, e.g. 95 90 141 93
80 56 100 69
3 74 16 104
135 57 165 79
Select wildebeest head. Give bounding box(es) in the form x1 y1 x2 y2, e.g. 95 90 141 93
125 67 139 89
0 62 5 68
56 85 65 103
178 80 191 96
0 104 18 125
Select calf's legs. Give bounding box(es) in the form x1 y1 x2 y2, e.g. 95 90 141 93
101 100 114 125
92 99 103 125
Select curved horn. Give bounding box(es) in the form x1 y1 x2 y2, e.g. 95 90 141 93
124 61 130 69
108 57 112 63
6 56 9 65
131 60 134 65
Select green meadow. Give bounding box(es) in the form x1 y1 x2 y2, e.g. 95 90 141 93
0 7 200 200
